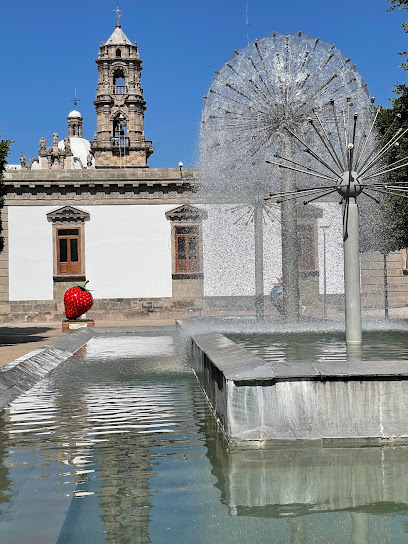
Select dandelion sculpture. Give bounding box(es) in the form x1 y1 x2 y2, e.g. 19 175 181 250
264 98 408 344
201 32 369 324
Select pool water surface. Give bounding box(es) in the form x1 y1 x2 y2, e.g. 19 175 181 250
0 333 407 543
227 330 408 363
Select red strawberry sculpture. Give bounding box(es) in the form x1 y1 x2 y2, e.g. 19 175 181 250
64 281 93 320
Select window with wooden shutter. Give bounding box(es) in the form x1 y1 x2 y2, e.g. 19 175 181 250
175 226 200 273
47 206 89 280
57 228 82 275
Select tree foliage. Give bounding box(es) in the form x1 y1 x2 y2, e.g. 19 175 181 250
374 85 408 251
0 138 11 254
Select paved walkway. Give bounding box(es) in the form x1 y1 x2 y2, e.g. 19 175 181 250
0 319 175 367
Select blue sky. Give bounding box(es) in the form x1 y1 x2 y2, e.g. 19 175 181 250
0 0 406 167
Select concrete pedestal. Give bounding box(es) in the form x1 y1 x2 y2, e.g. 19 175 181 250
62 320 95 332
191 332 408 444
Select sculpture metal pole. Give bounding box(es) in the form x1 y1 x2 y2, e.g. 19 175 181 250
343 197 362 344
281 199 299 324
320 225 329 318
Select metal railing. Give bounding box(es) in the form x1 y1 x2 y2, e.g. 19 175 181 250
111 137 129 148
112 85 127 95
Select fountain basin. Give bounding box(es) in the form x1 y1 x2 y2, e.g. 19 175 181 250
191 332 408 444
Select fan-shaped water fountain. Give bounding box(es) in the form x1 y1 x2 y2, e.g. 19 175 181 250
190 32 408 443
200 32 370 324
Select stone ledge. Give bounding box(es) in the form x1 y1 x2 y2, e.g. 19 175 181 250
4 167 198 182
190 331 408 443
0 328 96 411
192 333 408 382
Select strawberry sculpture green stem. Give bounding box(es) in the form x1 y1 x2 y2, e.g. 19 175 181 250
64 281 94 320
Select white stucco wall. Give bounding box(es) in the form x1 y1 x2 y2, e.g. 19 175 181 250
202 205 282 297
8 201 345 303
8 204 175 301
202 202 345 298
84 205 173 299
9 206 54 300
316 203 344 295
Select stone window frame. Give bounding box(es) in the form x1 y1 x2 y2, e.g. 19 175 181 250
165 205 208 280
46 206 90 282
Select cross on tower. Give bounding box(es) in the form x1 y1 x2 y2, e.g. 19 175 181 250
70 89 80 108
113 6 122 21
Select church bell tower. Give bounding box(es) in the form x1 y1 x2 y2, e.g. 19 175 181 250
92 21 153 168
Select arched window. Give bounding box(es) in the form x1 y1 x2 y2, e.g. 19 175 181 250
72 124 77 136
112 115 129 151
116 48 121 57
113 69 126 94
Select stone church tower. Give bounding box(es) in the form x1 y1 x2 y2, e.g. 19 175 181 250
92 22 153 168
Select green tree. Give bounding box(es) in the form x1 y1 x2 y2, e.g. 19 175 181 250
0 138 11 254
375 85 408 251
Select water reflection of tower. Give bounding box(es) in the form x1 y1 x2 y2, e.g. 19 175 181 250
76 376 163 543
93 377 199 544
78 346 195 544
94 412 153 544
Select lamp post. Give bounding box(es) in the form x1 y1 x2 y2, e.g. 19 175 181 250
319 225 330 319
383 252 389 320
178 161 183 178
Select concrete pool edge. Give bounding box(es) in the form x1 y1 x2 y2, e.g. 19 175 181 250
0 328 97 411
0 325 178 411
191 332 408 444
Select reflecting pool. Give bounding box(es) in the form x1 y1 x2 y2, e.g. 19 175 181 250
0 332 408 543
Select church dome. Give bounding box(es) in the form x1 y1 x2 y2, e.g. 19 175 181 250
67 109 82 118
58 137 94 169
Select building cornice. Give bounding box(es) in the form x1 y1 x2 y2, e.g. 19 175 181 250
3 167 198 204
4 167 197 184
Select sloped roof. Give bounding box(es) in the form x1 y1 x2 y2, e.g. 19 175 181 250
165 205 208 222
47 206 90 223
105 23 133 46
